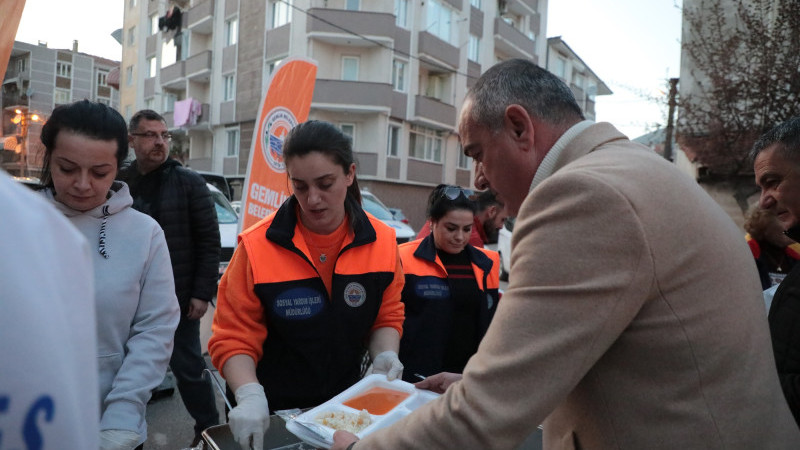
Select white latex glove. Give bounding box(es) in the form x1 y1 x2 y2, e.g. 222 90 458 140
367 350 404 381
99 429 140 450
229 382 270 450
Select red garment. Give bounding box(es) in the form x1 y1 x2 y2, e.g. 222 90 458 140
415 216 486 248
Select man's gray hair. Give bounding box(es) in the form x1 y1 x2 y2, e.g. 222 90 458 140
750 117 800 162
466 58 584 131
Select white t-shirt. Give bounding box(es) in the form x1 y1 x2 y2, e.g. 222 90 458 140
0 172 99 449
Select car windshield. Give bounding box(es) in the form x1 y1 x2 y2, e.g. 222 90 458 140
361 195 394 221
211 190 238 224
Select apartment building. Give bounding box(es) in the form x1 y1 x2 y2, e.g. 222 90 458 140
121 0 548 229
546 36 611 121
1 40 120 177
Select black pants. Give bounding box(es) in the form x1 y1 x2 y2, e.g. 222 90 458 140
170 315 219 433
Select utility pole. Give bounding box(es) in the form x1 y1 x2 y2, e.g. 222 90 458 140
663 77 679 162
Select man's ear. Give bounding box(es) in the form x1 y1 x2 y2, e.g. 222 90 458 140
504 104 534 150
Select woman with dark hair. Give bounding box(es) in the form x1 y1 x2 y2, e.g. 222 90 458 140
398 184 500 382
209 120 405 450
39 100 180 450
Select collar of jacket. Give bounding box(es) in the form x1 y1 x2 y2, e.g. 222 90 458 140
265 195 377 252
413 234 494 274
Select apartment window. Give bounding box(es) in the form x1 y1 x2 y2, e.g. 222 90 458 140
126 65 134 86
573 73 585 89
409 125 443 162
266 58 283 77
587 83 597 101
226 128 240 157
128 26 136 45
395 0 408 27
272 0 291 28
470 0 481 7
342 56 359 81
125 105 132 119
426 0 454 44
97 70 108 86
147 57 157 78
345 0 359 10
149 14 158 35
223 75 236 101
554 55 567 79
145 98 155 110
56 62 72 78
425 72 450 102
340 123 355 146
225 17 238 46
392 59 406 92
163 93 177 112
16 58 26 72
97 97 111 106
177 32 189 61
129 0 137 8
54 88 71 105
468 34 480 62
387 124 400 157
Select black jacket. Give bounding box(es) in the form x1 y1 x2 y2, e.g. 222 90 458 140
119 159 220 311
768 225 800 427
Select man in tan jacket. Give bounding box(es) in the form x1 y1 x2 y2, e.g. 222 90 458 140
332 59 799 449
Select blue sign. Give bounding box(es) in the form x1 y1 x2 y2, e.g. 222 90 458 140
413 277 450 300
272 287 325 320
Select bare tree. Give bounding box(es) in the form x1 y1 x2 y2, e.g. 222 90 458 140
678 0 800 211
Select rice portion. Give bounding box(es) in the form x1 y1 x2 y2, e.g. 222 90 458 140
315 409 372 433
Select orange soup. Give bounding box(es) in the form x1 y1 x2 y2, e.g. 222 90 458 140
342 387 410 415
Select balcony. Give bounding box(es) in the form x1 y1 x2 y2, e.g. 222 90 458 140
265 25 290 57
312 79 392 113
417 32 459 70
306 8 395 46
187 0 214 34
186 50 212 82
494 17 536 59
414 95 456 128
160 60 186 88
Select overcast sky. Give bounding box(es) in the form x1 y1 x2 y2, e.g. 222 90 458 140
13 0 683 138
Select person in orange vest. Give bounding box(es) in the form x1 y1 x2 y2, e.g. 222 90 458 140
398 184 500 383
208 120 405 450
415 184 507 246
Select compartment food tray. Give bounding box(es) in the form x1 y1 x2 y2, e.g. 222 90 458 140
285 374 440 448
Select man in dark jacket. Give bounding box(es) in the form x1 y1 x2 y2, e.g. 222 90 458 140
752 116 800 428
119 110 220 446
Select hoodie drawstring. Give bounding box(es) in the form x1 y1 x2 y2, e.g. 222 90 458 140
98 205 110 259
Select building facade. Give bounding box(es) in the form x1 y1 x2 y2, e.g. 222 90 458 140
121 0 550 229
1 40 120 177
545 36 611 121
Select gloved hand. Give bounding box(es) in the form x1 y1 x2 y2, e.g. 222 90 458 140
99 429 141 450
367 351 404 381
229 383 270 450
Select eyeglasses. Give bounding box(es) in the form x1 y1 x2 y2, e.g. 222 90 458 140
437 185 474 201
131 131 172 141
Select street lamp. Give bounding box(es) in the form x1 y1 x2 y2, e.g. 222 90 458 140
8 108 44 177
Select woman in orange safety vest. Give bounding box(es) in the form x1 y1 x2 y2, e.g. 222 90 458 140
209 121 405 449
398 184 500 383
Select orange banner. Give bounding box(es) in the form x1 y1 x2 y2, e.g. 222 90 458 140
240 58 318 232
0 0 26 79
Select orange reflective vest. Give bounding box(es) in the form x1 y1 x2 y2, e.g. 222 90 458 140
397 235 499 382
210 196 404 411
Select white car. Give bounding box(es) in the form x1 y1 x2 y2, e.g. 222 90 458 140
497 217 514 281
360 190 416 244
207 183 238 278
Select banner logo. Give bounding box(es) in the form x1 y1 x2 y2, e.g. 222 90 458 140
261 107 297 173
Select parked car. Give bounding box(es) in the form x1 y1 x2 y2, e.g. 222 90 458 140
360 190 415 243
497 217 515 281
387 207 409 224
197 171 234 201
207 183 238 278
